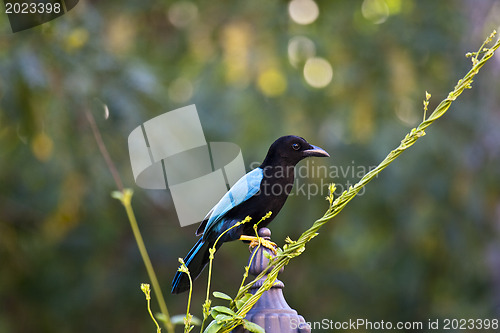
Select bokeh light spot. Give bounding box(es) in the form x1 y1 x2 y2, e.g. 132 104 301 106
361 0 390 24
64 28 89 52
222 23 251 87
168 1 198 28
106 15 136 54
288 36 316 68
31 132 53 162
303 57 333 88
288 0 319 25
257 69 287 97
385 0 402 14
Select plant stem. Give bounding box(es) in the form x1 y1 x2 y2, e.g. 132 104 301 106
117 190 175 333
185 269 193 333
141 283 162 333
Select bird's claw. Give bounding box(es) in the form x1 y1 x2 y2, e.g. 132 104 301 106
239 235 277 255
251 238 278 255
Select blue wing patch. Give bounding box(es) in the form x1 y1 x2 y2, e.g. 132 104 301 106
200 167 263 236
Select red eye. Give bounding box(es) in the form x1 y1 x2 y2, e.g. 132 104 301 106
292 143 300 150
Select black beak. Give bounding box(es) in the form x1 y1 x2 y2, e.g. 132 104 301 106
303 144 330 157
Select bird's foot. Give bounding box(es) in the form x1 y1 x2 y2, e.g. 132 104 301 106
239 235 277 254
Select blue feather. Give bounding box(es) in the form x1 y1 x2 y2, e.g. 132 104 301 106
171 237 207 293
201 167 263 235
185 238 204 266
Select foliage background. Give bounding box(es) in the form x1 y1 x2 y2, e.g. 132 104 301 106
1 0 499 332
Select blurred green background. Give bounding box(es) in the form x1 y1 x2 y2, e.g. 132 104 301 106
1 0 500 332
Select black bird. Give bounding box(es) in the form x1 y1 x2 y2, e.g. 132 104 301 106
171 135 329 294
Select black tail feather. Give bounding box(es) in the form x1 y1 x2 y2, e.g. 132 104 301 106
171 238 213 294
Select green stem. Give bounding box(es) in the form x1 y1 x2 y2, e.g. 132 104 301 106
185 270 193 333
199 248 214 333
115 190 175 333
200 217 251 332
141 283 162 333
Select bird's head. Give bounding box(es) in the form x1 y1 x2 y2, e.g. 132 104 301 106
261 135 330 167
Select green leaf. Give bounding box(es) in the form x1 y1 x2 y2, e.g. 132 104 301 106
235 299 245 310
210 306 231 320
240 293 253 302
213 291 233 301
191 316 202 326
169 314 202 326
210 309 220 319
170 314 186 325
214 314 233 322
155 312 169 324
235 292 252 310
211 306 236 316
203 320 224 333
243 320 265 333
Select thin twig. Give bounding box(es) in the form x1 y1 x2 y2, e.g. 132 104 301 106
84 108 124 192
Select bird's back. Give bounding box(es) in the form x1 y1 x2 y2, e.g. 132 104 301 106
222 164 295 238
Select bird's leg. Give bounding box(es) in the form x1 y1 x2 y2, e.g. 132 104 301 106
239 235 277 254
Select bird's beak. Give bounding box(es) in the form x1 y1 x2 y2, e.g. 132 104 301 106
303 144 330 157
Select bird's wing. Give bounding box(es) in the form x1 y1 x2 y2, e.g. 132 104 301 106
199 167 263 236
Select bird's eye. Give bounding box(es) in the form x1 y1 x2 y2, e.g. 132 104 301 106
291 143 301 151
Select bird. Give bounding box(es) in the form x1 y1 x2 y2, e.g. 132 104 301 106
171 135 329 294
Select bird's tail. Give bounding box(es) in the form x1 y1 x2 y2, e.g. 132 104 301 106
171 237 214 294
